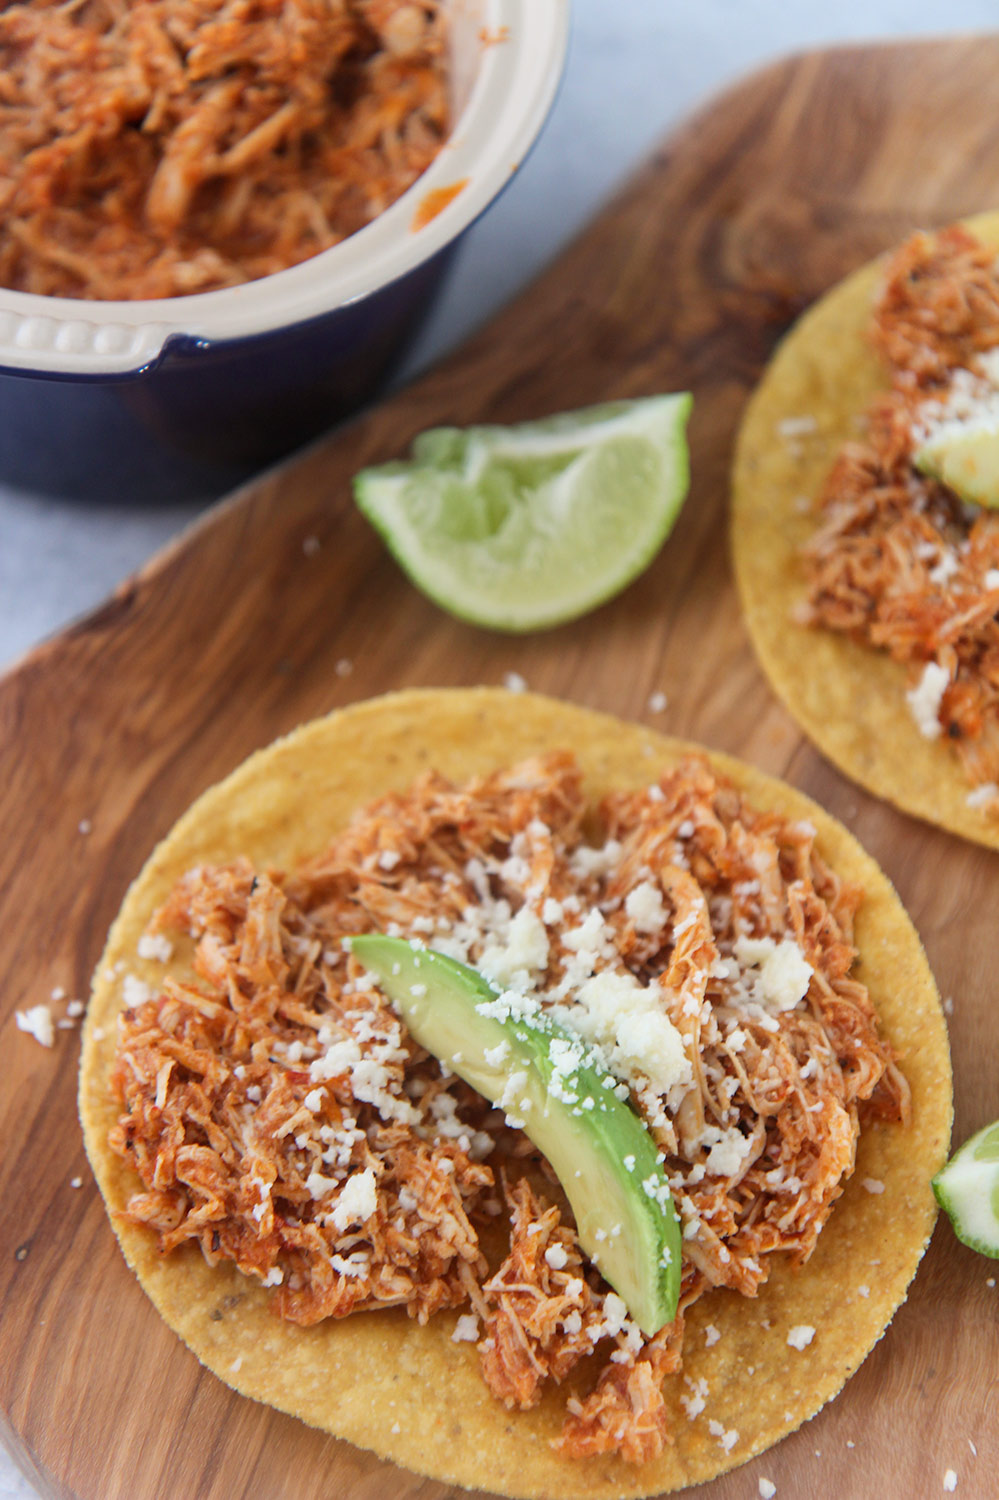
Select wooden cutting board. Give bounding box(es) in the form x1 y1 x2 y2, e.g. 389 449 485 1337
3 34 999 1500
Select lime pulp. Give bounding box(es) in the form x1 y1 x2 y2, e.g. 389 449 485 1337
353 395 692 632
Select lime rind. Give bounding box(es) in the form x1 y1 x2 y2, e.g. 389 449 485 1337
354 394 692 632
932 1118 999 1259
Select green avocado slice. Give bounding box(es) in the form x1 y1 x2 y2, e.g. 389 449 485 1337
350 934 681 1336
915 418 999 509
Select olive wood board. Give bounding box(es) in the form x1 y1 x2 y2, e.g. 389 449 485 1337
2 32 999 1500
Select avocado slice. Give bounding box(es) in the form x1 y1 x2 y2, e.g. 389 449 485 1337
915 417 999 509
350 933 681 1336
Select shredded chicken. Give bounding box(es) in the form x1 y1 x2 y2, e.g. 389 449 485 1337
109 751 907 1462
0 0 448 298
803 225 999 791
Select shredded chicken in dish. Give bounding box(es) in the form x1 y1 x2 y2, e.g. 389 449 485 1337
803 226 999 792
0 0 448 299
109 752 907 1462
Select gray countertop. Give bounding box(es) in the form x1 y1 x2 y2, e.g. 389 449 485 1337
1 2 994 1496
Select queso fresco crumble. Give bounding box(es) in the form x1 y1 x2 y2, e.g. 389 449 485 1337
107 751 907 1463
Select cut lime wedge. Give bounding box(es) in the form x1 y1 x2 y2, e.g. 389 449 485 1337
932 1119 999 1258
353 395 692 632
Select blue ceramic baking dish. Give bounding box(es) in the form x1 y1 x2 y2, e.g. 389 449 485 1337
0 1 569 498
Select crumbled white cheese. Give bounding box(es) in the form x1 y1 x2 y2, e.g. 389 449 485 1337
329 1168 378 1232
647 690 668 714
122 974 152 1008
625 880 667 934
943 1471 958 1493
707 1420 739 1452
479 905 549 990
733 935 812 1012
303 1087 324 1112
263 1267 284 1287
929 549 960 587
452 1313 479 1342
137 933 173 962
15 1004 54 1047
544 1243 569 1271
786 1324 815 1350
759 1481 777 1499
502 671 528 693
704 1324 720 1347
966 781 998 809
906 660 949 740
862 1177 885 1195
777 414 817 439
483 1040 510 1070
564 969 691 1097
700 1124 752 1179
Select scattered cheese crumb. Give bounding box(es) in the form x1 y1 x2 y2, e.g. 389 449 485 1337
452 1313 479 1342
704 1324 720 1347
966 782 998 809
122 974 151 1007
15 1004 54 1047
544 1244 569 1271
335 657 353 677
857 1284 870 1298
943 1470 957 1492
391 1421 401 1435
706 1420 738 1452
70 1176 82 1189
329 1168 378 1231
625 880 667 934
786 1324 815 1350
66 999 85 1018
230 1355 243 1373
78 818 92 835
647 690 668 714
502 671 527 693
137 932 173 962
906 660 949 740
50 985 65 1001
759 1481 777 1500
862 1177 885 1194
777 415 817 438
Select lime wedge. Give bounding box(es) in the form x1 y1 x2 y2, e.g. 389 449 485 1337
915 417 999 509
932 1119 999 1258
353 395 692 631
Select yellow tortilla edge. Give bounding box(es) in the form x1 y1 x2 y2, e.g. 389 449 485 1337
731 211 999 849
78 687 953 1499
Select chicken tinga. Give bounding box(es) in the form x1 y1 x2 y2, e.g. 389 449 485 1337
803 225 999 800
1 0 449 299
733 214 999 846
106 749 906 1462
80 690 950 1497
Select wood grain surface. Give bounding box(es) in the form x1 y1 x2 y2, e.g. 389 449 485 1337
2 33 999 1500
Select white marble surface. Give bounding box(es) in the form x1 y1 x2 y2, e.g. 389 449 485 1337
2 2 995 1495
